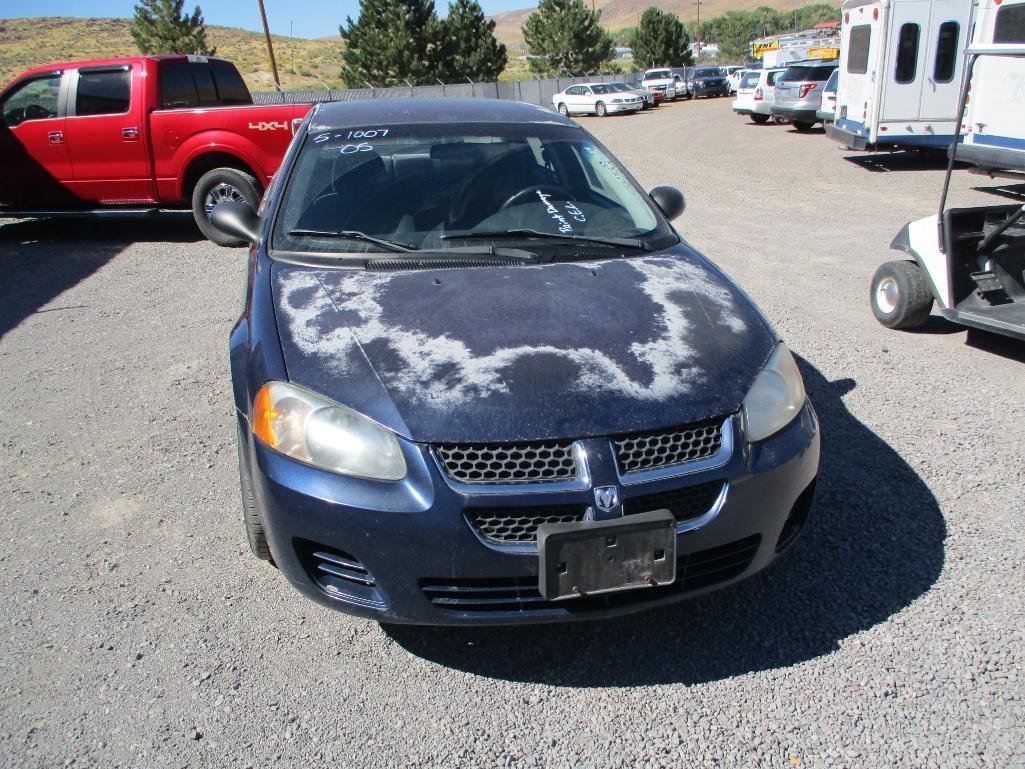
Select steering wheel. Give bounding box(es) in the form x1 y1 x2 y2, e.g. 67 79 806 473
500 184 574 211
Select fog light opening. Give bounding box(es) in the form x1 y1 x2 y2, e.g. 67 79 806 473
776 479 816 553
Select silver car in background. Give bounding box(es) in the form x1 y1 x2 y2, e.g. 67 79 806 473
816 69 840 124
771 60 838 131
607 81 656 109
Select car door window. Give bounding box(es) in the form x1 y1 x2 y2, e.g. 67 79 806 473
75 69 130 116
1 75 61 127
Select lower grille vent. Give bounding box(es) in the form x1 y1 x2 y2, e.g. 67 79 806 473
420 535 760 614
295 540 386 609
623 481 724 523
467 505 584 543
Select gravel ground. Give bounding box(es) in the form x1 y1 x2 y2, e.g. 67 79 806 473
1 98 1023 769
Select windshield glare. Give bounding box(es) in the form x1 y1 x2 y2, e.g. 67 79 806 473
273 123 674 255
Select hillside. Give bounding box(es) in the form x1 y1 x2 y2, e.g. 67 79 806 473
0 17 342 92
492 0 836 46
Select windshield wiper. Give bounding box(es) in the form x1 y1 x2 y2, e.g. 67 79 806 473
441 229 653 251
287 229 417 252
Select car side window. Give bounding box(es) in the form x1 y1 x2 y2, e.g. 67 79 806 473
767 71 780 86
75 69 131 117
0 75 61 128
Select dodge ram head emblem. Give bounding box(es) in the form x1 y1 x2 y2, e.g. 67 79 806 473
593 486 621 513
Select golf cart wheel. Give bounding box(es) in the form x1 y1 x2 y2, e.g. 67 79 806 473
793 121 815 131
595 101 607 117
751 114 770 124
557 102 568 116
870 260 934 329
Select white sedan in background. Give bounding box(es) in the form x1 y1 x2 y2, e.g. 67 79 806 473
552 83 644 117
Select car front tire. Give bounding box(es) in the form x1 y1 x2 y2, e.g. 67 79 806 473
870 260 934 329
237 426 274 563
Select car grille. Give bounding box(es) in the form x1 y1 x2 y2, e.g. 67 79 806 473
466 480 725 544
434 440 576 484
467 504 584 543
623 480 724 522
420 535 761 614
613 417 723 474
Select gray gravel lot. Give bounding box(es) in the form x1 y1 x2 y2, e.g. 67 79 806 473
1 97 1023 769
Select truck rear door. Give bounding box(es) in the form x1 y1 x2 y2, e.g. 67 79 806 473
917 0 971 119
64 63 154 203
0 71 75 206
880 0 932 121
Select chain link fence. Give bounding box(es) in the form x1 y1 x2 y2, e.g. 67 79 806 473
251 74 647 110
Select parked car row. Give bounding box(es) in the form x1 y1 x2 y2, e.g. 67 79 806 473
552 65 744 118
731 60 840 131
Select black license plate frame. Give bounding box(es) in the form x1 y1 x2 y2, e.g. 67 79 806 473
537 510 677 601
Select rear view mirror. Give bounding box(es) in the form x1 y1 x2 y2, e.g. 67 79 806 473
209 200 262 244
649 186 685 221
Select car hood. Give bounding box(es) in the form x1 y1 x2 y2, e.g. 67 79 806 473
272 246 775 443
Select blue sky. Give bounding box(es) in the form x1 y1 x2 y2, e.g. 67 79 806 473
0 0 531 38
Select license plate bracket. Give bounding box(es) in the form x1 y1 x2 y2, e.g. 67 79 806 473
537 510 677 601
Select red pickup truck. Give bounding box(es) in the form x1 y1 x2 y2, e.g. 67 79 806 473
0 54 311 244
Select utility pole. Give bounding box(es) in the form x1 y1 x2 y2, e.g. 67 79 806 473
693 0 703 61
257 0 281 89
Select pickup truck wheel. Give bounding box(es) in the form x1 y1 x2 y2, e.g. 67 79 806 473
192 167 260 247
595 101 607 117
870 260 934 329
751 114 771 124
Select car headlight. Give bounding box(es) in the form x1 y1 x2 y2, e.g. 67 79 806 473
696 80 704 86
741 343 806 442
251 381 406 480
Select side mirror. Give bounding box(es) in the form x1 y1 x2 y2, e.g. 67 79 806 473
649 186 685 221
209 200 262 244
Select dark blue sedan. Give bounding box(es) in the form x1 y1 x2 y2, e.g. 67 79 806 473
215 99 820 625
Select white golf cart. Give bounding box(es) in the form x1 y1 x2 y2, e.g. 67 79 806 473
870 44 1025 342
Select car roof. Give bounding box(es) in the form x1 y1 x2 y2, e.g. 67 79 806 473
310 98 576 130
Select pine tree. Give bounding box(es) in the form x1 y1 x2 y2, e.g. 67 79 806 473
130 0 215 56
522 0 615 77
339 0 448 87
442 0 507 81
630 7 692 69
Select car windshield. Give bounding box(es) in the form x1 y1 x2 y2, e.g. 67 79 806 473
272 122 676 257
645 70 671 79
780 65 836 82
740 72 761 88
608 83 631 92
590 84 613 95
694 68 720 77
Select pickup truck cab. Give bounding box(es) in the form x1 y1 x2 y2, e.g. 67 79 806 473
0 54 311 244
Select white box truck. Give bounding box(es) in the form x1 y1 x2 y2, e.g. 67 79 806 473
827 0 974 150
955 0 1025 172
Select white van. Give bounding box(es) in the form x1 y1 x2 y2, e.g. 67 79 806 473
827 0 973 150
955 0 1025 172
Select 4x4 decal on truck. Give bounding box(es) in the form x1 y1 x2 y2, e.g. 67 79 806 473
249 120 289 131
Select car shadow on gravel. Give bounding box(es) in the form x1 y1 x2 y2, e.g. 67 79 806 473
384 356 946 686
0 214 200 341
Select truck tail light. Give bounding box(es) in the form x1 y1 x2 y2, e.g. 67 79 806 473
799 83 818 98
754 88 763 101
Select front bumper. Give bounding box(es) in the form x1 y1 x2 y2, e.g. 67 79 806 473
606 102 643 114
242 402 821 625
771 106 819 123
692 83 728 97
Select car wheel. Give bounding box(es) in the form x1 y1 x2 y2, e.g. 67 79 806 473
793 121 815 131
237 425 275 563
557 102 568 116
751 114 771 124
192 167 261 247
870 260 934 329
595 101 607 117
